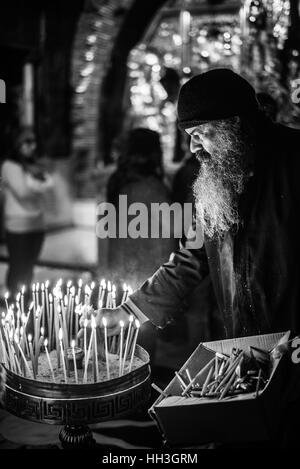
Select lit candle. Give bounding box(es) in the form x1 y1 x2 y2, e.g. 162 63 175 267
69 287 75 339
97 279 104 309
112 287 116 309
102 317 110 380
83 320 94 383
13 350 22 375
49 293 53 348
34 309 40 354
0 327 8 367
59 328 68 383
32 284 36 313
44 339 55 382
92 316 99 382
77 278 83 303
4 326 15 372
71 339 78 384
119 320 124 377
21 285 25 316
15 334 32 378
35 282 40 309
67 280 72 298
41 283 46 329
4 292 9 314
45 281 50 337
53 296 60 368
127 286 133 302
122 315 134 374
35 326 44 374
106 281 112 308
84 318 88 362
28 334 36 379
121 283 127 304
89 281 95 304
100 280 106 305
129 320 140 372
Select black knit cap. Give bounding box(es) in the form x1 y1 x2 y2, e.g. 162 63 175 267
177 68 259 130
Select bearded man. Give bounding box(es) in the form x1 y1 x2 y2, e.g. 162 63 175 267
85 68 300 341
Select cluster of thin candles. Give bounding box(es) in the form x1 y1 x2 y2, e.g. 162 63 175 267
0 279 140 384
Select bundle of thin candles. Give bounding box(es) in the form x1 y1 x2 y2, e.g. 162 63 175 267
0 279 141 384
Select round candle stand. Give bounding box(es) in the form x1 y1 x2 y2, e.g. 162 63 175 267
3 345 151 449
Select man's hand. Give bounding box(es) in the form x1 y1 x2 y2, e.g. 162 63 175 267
78 306 131 339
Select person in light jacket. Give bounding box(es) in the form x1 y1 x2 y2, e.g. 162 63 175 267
1 127 53 298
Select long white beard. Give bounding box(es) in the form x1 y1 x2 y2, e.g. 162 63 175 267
193 141 247 239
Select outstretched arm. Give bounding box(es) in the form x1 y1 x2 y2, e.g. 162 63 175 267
121 243 209 328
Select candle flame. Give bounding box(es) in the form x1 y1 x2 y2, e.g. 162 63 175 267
123 283 127 291
127 286 133 295
14 333 19 344
45 280 49 288
4 292 9 299
71 339 75 348
112 284 116 293
135 319 140 328
120 320 124 328
91 281 95 290
100 278 105 287
67 280 72 288
28 334 32 342
84 318 88 327
70 286 76 295
21 285 26 294
36 282 40 291
107 281 111 291
41 283 45 291
40 327 44 336
129 315 134 323
59 328 63 341
91 315 96 328
85 285 90 294
102 317 107 327
49 293 53 302
16 292 21 302
78 278 83 287
32 284 36 292
44 338 48 347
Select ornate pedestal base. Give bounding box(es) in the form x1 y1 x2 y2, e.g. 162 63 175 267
59 425 96 449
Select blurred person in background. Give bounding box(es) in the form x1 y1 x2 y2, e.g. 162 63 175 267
106 127 177 361
1 126 53 299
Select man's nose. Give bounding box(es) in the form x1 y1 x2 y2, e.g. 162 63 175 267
190 136 202 153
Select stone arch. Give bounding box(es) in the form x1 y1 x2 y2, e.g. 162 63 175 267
71 0 168 196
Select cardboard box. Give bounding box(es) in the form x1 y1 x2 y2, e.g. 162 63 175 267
150 331 290 446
